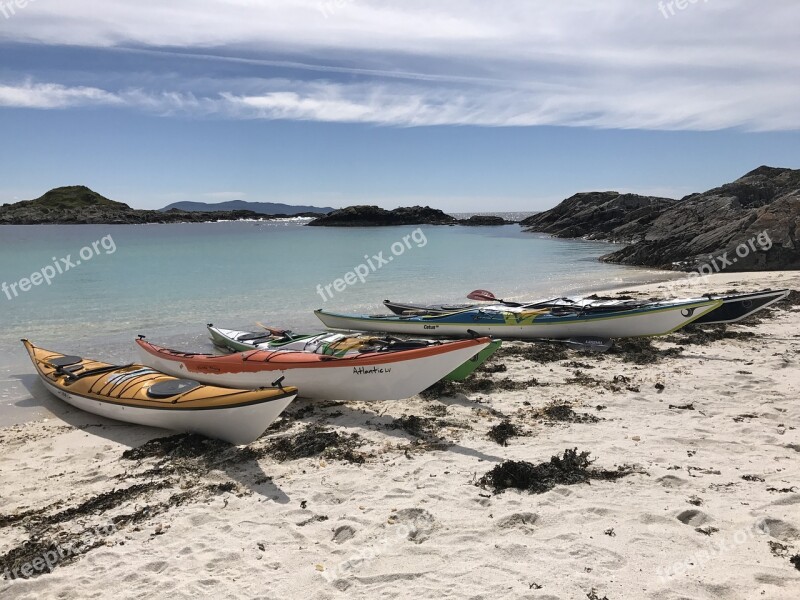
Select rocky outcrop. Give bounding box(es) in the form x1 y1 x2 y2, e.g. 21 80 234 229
458 215 514 226
520 166 800 272
0 186 302 224
307 205 457 227
601 166 800 271
520 192 676 242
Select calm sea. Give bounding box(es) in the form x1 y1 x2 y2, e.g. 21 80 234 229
0 219 677 424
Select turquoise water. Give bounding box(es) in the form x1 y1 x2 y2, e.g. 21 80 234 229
0 221 674 424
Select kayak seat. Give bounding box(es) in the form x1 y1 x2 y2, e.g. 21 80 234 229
237 332 273 342
147 379 202 399
47 355 83 368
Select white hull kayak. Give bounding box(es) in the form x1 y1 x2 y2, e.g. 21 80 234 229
41 378 294 445
136 338 492 401
23 340 297 445
315 299 723 340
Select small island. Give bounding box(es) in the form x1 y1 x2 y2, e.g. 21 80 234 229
0 187 326 225
306 205 516 227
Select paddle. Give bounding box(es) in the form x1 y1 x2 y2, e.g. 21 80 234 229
256 322 295 339
467 289 578 309
549 336 613 353
466 289 523 306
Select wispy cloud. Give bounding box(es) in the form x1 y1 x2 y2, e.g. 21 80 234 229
1 1 799 131
2 77 799 131
0 81 121 109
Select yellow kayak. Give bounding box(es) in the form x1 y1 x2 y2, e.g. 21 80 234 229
22 339 297 445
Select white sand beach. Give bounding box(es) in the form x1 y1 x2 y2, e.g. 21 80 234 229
1 271 798 600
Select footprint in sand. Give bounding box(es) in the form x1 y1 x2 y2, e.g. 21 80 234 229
656 474 687 488
332 525 356 544
770 494 800 506
757 518 800 542
391 508 435 543
495 512 539 530
676 509 711 526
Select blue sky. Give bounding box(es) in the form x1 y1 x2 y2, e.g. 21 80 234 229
1 1 799 211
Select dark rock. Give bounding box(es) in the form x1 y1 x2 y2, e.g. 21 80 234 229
520 191 676 242
601 166 800 271
521 166 800 272
307 205 457 227
457 215 514 226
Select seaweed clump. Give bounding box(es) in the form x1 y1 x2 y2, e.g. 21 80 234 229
121 433 227 461
538 403 600 424
390 415 437 438
487 421 520 446
791 554 800 571
495 343 569 364
608 338 683 364
479 448 633 494
666 324 756 346
266 424 365 464
773 290 800 309
420 376 541 399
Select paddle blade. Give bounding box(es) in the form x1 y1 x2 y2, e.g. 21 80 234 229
256 322 289 337
467 289 499 302
563 337 613 353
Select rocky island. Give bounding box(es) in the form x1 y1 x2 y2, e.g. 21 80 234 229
0 186 322 225
307 205 458 227
307 205 515 226
523 166 800 272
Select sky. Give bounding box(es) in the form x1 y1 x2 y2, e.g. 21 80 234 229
1 0 799 211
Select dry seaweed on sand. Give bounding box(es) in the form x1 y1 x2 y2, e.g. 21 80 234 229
478 448 634 494
607 338 683 364
495 343 569 364
0 533 105 580
121 433 228 462
530 402 601 424
487 420 522 446
420 379 459 399
265 424 366 463
773 289 800 309
790 554 800 571
665 324 757 346
586 590 610 600
389 414 438 438
479 362 507 374
420 376 543 399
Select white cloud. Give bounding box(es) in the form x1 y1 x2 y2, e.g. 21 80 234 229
1 1 799 130
0 81 121 109
2 77 799 131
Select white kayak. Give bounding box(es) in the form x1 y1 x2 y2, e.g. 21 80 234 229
315 298 723 340
22 339 298 445
136 336 493 401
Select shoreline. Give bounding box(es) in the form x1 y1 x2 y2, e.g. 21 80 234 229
1 271 798 598
0 263 685 429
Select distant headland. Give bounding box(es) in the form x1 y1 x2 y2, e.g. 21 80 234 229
0 187 331 225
